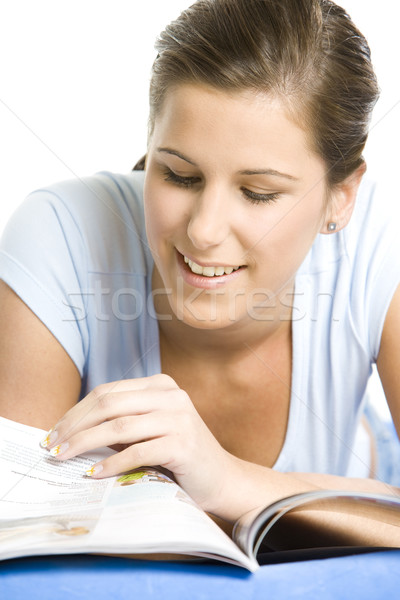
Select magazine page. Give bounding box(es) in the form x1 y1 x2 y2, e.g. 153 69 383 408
78 466 258 571
233 489 400 558
0 417 115 519
0 417 116 561
0 418 258 570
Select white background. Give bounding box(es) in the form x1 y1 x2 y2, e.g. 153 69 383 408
0 0 399 232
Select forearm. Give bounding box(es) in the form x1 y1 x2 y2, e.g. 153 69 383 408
207 457 400 549
208 453 400 523
207 455 319 522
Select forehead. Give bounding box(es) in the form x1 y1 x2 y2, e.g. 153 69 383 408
150 83 322 177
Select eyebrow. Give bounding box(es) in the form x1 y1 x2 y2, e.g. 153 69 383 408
157 147 298 181
239 168 298 181
157 147 197 166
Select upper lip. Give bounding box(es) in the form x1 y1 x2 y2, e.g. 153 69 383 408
177 250 245 268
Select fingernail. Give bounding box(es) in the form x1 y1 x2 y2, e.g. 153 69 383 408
49 442 69 457
40 429 58 448
85 464 103 477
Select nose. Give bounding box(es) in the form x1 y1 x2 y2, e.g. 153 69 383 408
187 185 231 250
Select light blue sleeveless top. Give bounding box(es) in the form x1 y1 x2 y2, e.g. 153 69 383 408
1 171 399 477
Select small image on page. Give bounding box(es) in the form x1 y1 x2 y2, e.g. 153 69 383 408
0 511 100 560
106 468 196 508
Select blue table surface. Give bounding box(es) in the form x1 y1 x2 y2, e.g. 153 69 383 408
1 550 400 600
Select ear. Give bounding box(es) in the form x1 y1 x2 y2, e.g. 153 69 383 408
320 162 366 235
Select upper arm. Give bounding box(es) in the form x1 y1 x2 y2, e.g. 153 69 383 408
0 280 81 430
376 282 400 436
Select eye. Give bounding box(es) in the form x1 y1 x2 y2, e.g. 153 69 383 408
163 167 201 188
241 187 279 205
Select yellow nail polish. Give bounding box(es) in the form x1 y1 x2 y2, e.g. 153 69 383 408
40 429 53 448
85 464 103 477
40 429 58 448
49 442 68 457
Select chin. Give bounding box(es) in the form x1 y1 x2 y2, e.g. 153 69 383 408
173 302 240 331
184 316 234 330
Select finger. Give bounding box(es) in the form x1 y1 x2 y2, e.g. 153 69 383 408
48 411 170 461
58 374 176 427
85 437 172 479
102 374 178 392
84 374 178 406
43 385 179 449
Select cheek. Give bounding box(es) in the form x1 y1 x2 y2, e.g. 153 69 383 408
273 189 326 243
144 180 185 248
144 177 165 232
144 181 164 251
250 196 324 267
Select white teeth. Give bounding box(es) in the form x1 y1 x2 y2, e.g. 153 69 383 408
184 256 241 277
191 262 204 275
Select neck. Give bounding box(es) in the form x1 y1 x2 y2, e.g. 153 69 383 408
153 270 293 364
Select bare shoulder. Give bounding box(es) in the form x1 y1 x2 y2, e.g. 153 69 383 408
0 280 81 429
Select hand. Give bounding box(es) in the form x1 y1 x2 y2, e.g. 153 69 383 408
41 374 233 513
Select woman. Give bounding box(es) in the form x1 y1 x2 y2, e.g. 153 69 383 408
1 0 399 536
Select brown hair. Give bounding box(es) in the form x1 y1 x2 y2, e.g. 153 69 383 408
139 0 379 186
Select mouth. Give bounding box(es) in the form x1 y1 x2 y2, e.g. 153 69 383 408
175 250 246 289
178 251 246 277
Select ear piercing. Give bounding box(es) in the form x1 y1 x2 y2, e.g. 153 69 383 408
327 222 337 232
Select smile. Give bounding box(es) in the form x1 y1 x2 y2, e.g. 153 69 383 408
184 255 241 277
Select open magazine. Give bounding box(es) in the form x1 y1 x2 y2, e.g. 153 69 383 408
1 417 400 572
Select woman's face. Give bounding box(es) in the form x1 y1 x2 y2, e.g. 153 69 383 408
144 84 330 329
